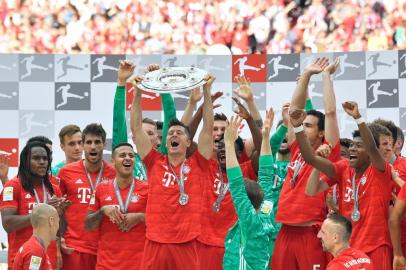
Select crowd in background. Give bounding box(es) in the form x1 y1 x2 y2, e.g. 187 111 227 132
1 0 406 54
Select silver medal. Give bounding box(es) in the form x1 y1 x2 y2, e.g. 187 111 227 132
351 210 361 222
213 202 220 212
179 193 189 206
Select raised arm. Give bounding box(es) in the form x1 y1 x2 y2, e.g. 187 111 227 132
130 77 153 159
342 101 386 172
181 88 202 126
270 103 289 158
289 108 337 178
322 58 340 147
197 74 215 159
113 60 135 148
288 58 329 144
305 144 334 196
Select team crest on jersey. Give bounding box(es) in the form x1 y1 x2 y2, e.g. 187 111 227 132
101 178 109 184
105 196 112 201
3 187 13 201
131 194 139 203
360 176 367 185
25 193 32 199
29 255 42 270
75 179 83 184
182 164 191 174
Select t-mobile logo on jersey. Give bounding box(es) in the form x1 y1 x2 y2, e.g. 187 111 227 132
78 187 92 204
161 172 188 188
213 178 228 195
28 202 38 214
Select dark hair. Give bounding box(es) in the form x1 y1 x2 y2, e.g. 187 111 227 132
27 136 53 146
18 142 54 197
82 123 106 143
340 138 352 149
306 110 325 131
397 127 404 142
214 113 227 121
155 121 163 130
112 143 133 157
168 118 191 138
372 118 397 145
244 179 264 210
142 118 157 128
235 136 245 153
327 213 352 242
59 124 81 144
367 123 392 147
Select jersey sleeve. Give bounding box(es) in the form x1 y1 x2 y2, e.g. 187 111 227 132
112 85 128 149
258 155 275 201
0 180 20 210
227 166 261 231
158 93 176 155
270 124 287 159
142 148 162 170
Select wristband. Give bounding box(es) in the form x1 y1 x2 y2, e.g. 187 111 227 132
293 125 304 133
354 117 365 125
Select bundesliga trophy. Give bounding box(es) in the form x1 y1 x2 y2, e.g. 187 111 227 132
136 66 208 93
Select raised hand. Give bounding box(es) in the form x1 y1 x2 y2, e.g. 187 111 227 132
232 97 250 120
262 108 275 136
323 58 340 75
224 115 242 144
189 88 203 104
233 75 254 102
117 60 135 85
289 108 306 127
203 73 216 91
304 57 329 75
147 64 160 72
342 101 361 119
0 155 9 184
315 144 332 158
131 75 144 98
282 102 290 126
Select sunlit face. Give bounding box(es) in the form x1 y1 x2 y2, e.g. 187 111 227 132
83 134 105 165
348 136 370 168
167 126 191 155
112 146 135 177
142 123 160 149
303 115 324 147
377 135 394 162
61 132 83 162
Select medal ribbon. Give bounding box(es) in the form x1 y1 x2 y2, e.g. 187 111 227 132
84 161 104 192
113 179 135 213
33 182 48 204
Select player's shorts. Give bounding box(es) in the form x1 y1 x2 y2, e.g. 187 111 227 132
140 239 199 270
62 250 96 270
196 241 224 270
271 224 327 270
367 245 391 270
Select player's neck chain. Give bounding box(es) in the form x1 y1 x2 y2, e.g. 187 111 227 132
167 159 189 206
83 160 104 192
33 181 47 204
113 178 135 213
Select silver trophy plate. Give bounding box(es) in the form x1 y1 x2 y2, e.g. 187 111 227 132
136 66 208 94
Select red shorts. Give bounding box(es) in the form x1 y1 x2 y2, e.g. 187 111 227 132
62 250 97 270
140 239 199 270
196 241 224 270
366 245 391 270
271 224 327 270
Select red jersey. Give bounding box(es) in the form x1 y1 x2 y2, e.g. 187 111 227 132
0 177 61 270
327 247 374 270
391 156 406 245
88 178 148 270
197 159 254 247
58 160 116 255
142 148 210 243
12 235 52 270
276 141 341 224
322 160 392 253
